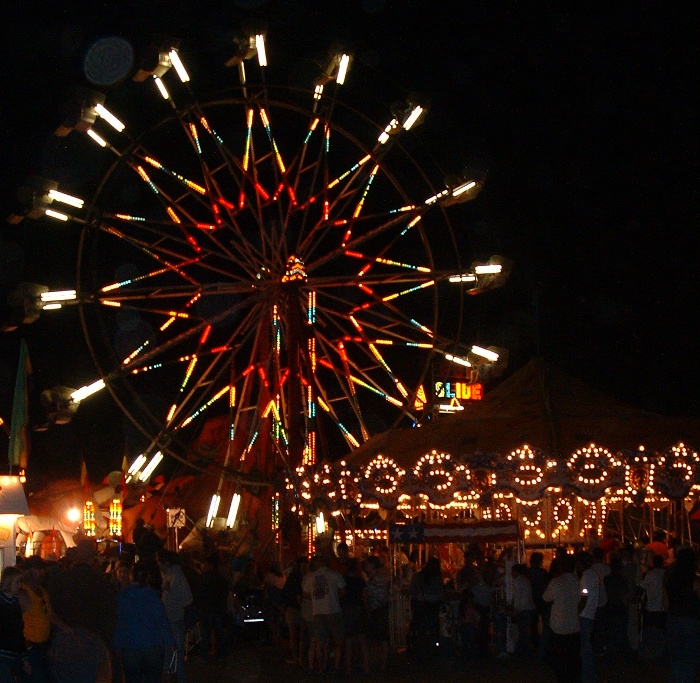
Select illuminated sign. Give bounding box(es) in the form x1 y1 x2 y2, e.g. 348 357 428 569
434 381 483 401
434 381 483 413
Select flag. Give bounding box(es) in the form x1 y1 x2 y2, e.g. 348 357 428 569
80 459 91 499
389 523 425 543
8 340 32 470
119 454 128 501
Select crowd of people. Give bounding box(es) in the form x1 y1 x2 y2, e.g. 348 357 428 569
447 530 697 683
0 539 193 683
1 525 699 682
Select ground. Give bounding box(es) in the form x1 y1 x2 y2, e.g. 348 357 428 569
184 641 673 683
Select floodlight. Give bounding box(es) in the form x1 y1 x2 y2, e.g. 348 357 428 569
315 511 326 534
126 454 147 483
168 49 190 82
41 290 77 302
45 209 69 221
471 345 500 362
445 353 472 367
132 48 172 82
153 76 170 100
206 493 221 527
139 451 164 481
468 256 512 293
255 34 267 66
226 492 242 528
475 264 502 275
54 88 105 137
402 105 424 130
86 129 108 147
93 103 125 132
71 379 106 402
47 190 84 208
439 175 483 205
336 53 351 84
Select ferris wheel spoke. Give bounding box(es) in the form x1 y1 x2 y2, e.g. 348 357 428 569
98 300 206 323
124 161 213 255
311 332 369 445
194 106 272 218
172 114 270 268
296 154 378 259
116 289 258 373
306 210 420 274
163 332 231 426
285 116 323 249
165 311 265 434
98 217 259 282
316 329 415 427
312 336 369 441
99 256 204 293
312 286 434 346
124 147 264 276
171 103 283 273
313 312 413 408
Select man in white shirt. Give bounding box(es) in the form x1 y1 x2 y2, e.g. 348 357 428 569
640 554 666 631
591 546 610 655
511 563 536 656
302 555 346 674
543 554 580 683
577 552 600 683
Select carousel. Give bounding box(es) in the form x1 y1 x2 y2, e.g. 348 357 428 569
286 359 700 553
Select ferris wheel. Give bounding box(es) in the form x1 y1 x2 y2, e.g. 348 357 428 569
26 35 508 487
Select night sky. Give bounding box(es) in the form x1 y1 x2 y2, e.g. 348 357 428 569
0 2 697 488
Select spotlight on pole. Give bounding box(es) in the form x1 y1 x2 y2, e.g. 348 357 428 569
54 87 106 137
132 47 173 82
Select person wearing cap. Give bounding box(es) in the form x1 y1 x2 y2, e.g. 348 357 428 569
18 557 71 683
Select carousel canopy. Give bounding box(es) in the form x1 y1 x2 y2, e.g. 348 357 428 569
348 358 700 468
285 358 700 509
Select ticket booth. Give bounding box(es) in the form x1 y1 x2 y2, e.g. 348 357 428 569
0 475 30 572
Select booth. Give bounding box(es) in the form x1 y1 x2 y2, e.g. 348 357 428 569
0 474 29 571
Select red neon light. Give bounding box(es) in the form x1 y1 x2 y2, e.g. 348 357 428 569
199 325 212 345
255 183 270 201
186 235 202 252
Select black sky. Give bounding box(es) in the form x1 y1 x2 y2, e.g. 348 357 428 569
0 1 697 486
